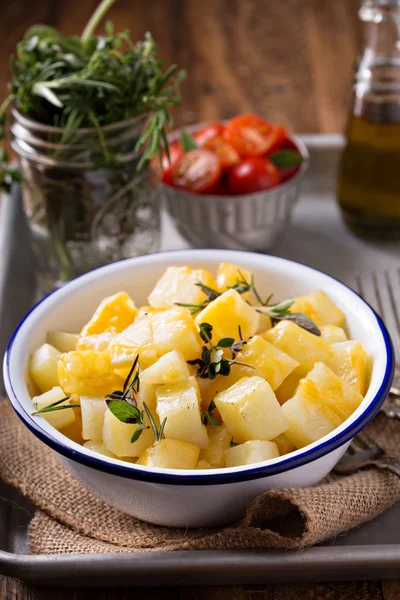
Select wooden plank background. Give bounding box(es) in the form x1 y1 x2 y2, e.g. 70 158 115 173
2 1 398 598
0 0 362 134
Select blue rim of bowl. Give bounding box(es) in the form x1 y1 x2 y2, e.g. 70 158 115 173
3 249 395 486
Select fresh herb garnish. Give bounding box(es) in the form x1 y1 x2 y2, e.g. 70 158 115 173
32 396 81 415
180 130 199 153
268 150 304 169
177 269 320 336
188 323 253 380
105 355 166 444
201 399 221 429
0 0 185 182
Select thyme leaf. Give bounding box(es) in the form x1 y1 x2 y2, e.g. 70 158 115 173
202 400 221 429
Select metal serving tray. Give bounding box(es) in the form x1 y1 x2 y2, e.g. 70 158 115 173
0 135 399 587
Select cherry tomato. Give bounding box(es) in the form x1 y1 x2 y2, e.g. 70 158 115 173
228 157 281 194
280 166 300 183
204 179 231 195
161 142 184 170
224 114 276 157
194 123 225 146
204 136 240 169
171 149 222 193
278 136 299 152
264 125 288 154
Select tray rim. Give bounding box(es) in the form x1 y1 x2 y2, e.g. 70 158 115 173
1 142 399 585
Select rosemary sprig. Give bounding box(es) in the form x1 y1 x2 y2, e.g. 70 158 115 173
177 270 321 336
143 403 167 443
201 400 221 429
187 323 253 380
32 396 81 415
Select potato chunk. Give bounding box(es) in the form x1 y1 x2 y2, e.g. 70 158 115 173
32 386 76 430
46 331 79 353
264 321 335 402
328 341 368 394
214 376 288 443
81 291 137 336
282 362 363 448
195 289 259 342
156 378 208 449
109 315 157 369
137 439 200 469
58 350 123 396
216 262 253 299
83 440 117 458
272 433 296 455
290 290 346 328
102 409 154 457
225 440 279 467
320 325 348 344
140 350 190 385
151 307 202 361
77 332 115 351
80 397 108 440
198 424 232 467
148 266 217 309
30 343 62 393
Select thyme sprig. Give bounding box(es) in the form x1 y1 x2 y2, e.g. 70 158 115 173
201 400 221 429
177 270 321 336
105 355 167 444
188 323 252 380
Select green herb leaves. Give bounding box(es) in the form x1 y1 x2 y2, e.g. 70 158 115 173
269 150 304 169
188 323 251 380
32 396 80 415
105 355 167 444
256 300 321 336
201 400 221 429
180 130 198 153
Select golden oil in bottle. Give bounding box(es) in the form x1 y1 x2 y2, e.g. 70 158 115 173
337 0 400 237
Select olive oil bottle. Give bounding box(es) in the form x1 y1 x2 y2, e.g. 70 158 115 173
337 0 400 237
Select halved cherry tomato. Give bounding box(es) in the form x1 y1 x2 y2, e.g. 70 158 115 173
204 136 240 169
224 115 274 157
161 142 184 170
194 123 225 146
264 125 288 154
280 166 300 183
171 149 222 193
228 157 281 194
277 137 299 152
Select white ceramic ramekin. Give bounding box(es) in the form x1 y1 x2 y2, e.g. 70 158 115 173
3 250 394 527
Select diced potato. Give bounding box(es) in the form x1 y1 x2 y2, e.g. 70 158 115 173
32 386 76 430
29 343 62 393
195 289 260 342
137 380 158 413
109 315 157 369
80 397 108 440
148 266 218 309
265 321 335 401
272 433 296 455
225 440 279 468
156 378 208 449
235 335 299 391
46 331 79 353
76 331 115 351
197 459 213 469
256 313 272 335
83 440 117 458
61 407 84 444
136 305 165 318
137 439 200 469
102 409 154 457
320 325 348 344
198 424 232 467
58 350 123 396
214 376 288 444
140 350 190 385
305 362 363 420
150 307 202 361
291 290 346 328
328 341 368 394
216 262 253 300
81 292 137 336
282 362 363 448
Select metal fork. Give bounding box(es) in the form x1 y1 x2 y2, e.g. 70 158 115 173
355 269 400 419
334 429 400 477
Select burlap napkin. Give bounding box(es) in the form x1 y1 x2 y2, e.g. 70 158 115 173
0 399 399 555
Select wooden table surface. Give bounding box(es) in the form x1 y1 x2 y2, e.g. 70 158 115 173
0 1 399 598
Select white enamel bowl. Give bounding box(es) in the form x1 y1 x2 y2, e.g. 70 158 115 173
3 249 394 528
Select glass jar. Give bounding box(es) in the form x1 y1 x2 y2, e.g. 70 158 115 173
11 108 161 295
337 0 400 237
